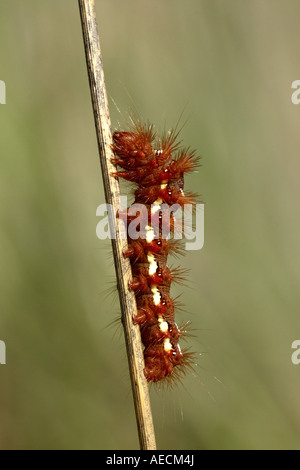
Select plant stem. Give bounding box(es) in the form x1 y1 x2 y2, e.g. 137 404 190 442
78 0 156 450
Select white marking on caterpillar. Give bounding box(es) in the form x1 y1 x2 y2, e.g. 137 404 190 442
147 253 158 275
158 316 169 333
151 198 163 214
164 338 172 352
151 286 161 306
145 225 155 243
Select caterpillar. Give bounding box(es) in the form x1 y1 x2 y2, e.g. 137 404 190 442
112 121 200 384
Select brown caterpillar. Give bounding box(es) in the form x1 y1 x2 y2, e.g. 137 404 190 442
112 121 200 383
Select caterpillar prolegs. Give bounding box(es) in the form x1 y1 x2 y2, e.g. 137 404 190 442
112 121 200 384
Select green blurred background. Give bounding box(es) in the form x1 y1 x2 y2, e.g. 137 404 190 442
0 0 300 450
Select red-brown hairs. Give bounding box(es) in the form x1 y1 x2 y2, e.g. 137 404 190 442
112 120 200 384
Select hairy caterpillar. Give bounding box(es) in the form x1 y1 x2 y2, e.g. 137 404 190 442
112 121 200 384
